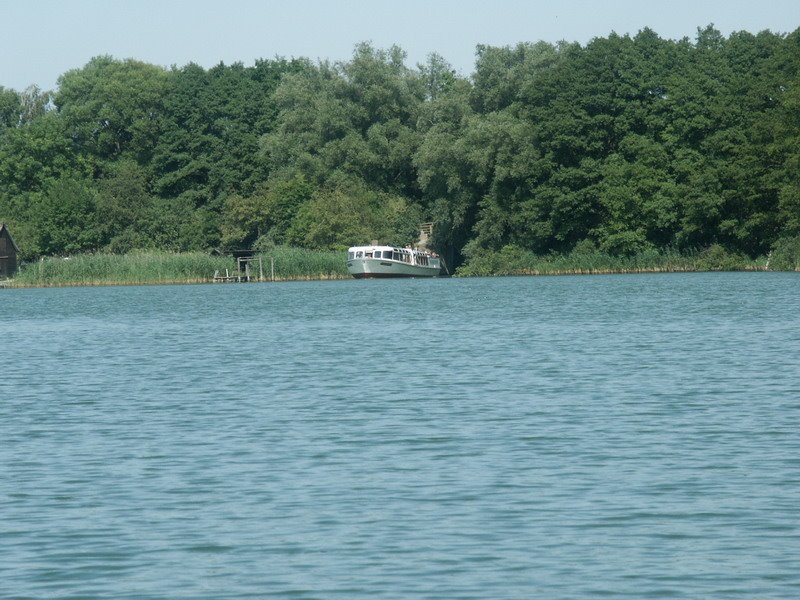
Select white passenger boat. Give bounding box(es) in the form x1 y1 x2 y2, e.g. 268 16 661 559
347 245 442 278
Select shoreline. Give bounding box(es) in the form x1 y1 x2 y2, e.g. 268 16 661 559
4 265 789 290
466 265 772 276
2 273 352 289
4 245 795 289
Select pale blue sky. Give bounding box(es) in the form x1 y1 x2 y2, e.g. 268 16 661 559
2 0 799 92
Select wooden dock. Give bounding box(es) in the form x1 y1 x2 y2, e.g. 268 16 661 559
212 256 274 283
212 269 248 283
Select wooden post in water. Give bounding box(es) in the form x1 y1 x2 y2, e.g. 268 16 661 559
270 256 275 281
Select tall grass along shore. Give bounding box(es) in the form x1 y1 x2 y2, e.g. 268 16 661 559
454 244 778 277
5 242 798 288
9 248 349 287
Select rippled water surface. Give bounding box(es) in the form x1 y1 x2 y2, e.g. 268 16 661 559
2 273 800 599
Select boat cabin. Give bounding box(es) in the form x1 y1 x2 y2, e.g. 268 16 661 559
347 245 435 267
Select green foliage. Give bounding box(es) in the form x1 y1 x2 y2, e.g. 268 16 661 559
14 251 233 285
219 173 315 250
220 192 270 250
0 86 22 129
769 236 800 271
693 244 752 271
94 160 155 252
55 56 170 163
261 43 425 199
12 247 348 286
286 177 420 250
457 244 763 277
0 112 87 197
28 178 101 256
0 85 51 131
2 30 800 274
258 246 349 279
151 58 306 212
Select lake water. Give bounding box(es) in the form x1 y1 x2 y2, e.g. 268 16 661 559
2 273 799 599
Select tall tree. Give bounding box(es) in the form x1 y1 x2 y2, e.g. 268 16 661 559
55 56 170 165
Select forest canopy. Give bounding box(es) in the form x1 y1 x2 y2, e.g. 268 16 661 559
1 26 799 267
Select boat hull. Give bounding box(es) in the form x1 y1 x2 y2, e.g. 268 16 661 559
347 259 440 278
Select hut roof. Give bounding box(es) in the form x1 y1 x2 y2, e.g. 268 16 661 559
0 223 20 252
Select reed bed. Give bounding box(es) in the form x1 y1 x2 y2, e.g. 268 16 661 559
456 246 769 277
8 244 781 288
263 246 349 280
12 251 233 286
11 247 349 287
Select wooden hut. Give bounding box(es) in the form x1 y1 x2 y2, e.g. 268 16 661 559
0 223 19 278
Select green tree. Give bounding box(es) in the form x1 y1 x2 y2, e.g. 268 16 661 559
95 160 156 252
287 177 420 250
0 112 85 197
55 56 170 164
0 87 21 129
28 178 101 256
219 192 270 250
263 44 426 197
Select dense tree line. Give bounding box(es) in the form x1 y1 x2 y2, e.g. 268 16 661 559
1 26 799 266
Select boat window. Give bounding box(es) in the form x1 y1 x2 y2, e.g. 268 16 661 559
393 252 400 261
356 251 363 258
347 252 354 260
366 252 373 258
